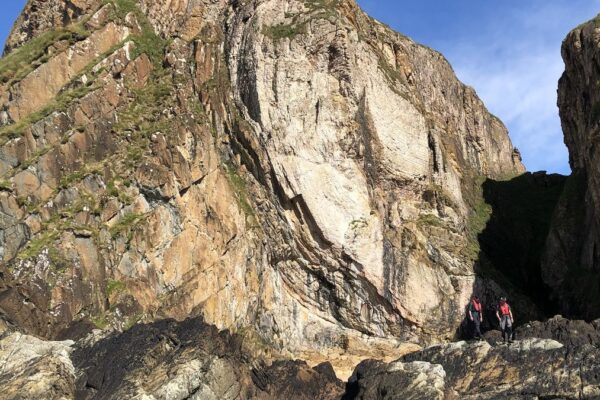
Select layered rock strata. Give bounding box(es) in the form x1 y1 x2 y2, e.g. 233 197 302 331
0 0 524 367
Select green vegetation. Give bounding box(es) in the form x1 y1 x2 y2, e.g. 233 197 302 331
0 85 97 143
224 162 257 226
0 24 89 86
417 213 444 229
17 231 60 261
47 247 69 272
106 0 168 66
262 23 305 40
0 180 12 191
0 0 166 145
461 176 491 259
262 0 340 40
59 170 89 189
3 0 172 270
91 313 110 329
465 186 492 259
303 0 340 19
109 212 145 239
106 279 127 297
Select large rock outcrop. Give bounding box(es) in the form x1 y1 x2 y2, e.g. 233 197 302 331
0 330 76 400
2 315 599 400
0 317 345 400
346 338 600 399
542 14 600 320
0 0 524 367
73 317 345 400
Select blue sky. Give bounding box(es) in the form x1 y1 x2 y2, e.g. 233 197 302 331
358 0 600 174
3 1 600 173
0 1 25 53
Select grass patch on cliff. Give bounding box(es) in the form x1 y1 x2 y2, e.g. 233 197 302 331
16 231 60 261
224 162 257 226
0 0 166 141
262 23 306 40
463 176 492 260
106 279 127 297
304 0 340 19
0 84 97 142
107 0 168 67
109 212 145 240
0 38 122 144
91 313 110 329
0 179 12 191
263 0 340 40
418 213 445 229
0 25 89 86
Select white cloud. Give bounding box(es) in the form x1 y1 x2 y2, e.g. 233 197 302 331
442 2 600 174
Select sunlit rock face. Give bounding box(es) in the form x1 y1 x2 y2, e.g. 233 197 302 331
0 0 523 372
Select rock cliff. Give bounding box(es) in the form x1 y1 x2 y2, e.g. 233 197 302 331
543 15 600 320
0 0 525 370
8 1 600 398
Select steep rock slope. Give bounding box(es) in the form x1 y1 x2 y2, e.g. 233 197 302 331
0 0 523 368
543 15 600 319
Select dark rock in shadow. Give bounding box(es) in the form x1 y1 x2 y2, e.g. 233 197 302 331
477 172 566 318
72 317 344 400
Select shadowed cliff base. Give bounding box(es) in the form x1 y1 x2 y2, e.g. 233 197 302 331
465 170 600 338
72 317 345 399
479 172 565 315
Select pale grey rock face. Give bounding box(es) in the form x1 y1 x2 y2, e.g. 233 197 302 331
225 0 524 353
0 332 75 400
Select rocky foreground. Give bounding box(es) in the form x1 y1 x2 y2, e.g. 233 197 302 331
0 315 598 399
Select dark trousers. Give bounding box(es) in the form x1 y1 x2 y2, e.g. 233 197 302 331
472 316 482 339
500 316 513 341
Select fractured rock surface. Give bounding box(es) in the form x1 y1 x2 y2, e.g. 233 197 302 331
0 331 76 400
2 1 600 399
0 0 524 366
72 317 345 400
347 338 600 399
543 15 600 321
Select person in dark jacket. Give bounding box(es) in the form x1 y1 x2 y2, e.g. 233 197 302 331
468 295 484 340
496 297 514 343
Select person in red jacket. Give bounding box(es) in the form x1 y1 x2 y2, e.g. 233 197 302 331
496 297 514 344
468 295 484 340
